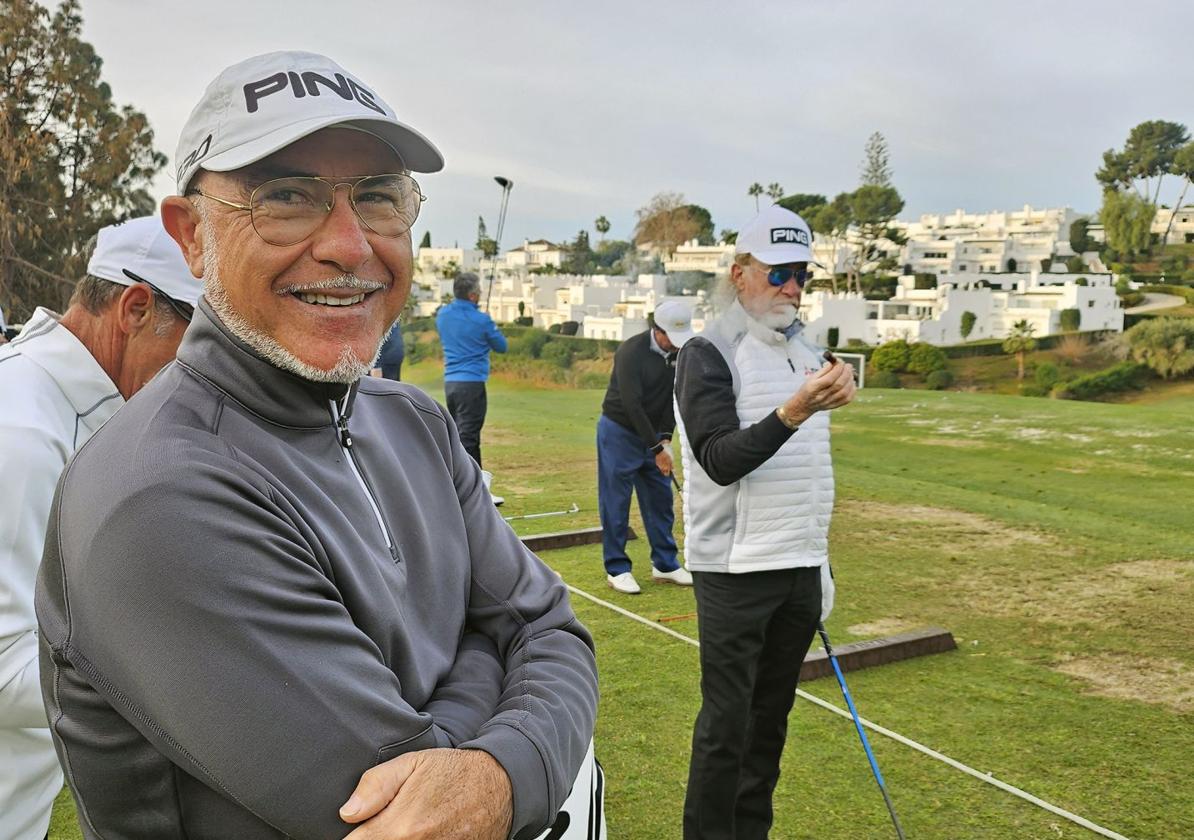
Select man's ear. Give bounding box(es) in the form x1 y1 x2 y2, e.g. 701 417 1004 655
161 195 206 280
729 262 745 290
116 283 155 337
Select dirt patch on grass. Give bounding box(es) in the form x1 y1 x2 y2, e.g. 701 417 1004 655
900 436 988 449
838 500 1051 547
1054 653 1194 714
955 558 1194 626
846 617 918 637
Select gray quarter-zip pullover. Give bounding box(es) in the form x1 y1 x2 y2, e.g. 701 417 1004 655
36 300 598 839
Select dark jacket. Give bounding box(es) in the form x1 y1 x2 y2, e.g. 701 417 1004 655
36 300 597 840
600 329 675 448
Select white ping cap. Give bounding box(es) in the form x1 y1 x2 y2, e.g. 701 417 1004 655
174 51 444 193
735 204 814 266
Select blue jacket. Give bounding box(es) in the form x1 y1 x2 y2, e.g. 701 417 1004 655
377 321 404 366
436 299 507 382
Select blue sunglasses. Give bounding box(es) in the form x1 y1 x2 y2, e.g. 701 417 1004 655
765 265 813 288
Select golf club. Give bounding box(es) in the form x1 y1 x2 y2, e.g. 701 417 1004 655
669 472 683 499
502 502 579 522
817 622 907 840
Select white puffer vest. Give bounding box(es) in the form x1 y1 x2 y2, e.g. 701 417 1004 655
677 301 834 573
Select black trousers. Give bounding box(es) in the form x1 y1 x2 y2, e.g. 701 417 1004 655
444 380 487 467
684 567 822 840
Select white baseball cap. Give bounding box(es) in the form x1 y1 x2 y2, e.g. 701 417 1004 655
653 299 696 348
174 51 444 193
735 204 814 266
87 216 202 312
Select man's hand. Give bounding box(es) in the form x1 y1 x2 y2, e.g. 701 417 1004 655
655 447 674 476
782 359 857 426
340 748 513 840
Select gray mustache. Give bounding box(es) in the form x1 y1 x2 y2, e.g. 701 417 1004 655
277 275 384 295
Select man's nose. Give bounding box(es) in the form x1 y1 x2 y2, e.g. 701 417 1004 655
310 184 372 271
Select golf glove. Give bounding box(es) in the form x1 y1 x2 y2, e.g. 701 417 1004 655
820 562 835 621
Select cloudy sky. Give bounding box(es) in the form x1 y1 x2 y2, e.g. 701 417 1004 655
81 0 1193 250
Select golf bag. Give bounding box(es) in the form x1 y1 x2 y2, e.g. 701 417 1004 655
534 739 606 840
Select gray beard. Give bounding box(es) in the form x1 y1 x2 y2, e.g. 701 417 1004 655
200 216 387 384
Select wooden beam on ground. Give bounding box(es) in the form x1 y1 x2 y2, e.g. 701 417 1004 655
522 526 636 553
800 627 957 682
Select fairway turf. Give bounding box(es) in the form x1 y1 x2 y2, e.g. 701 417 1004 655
49 367 1192 839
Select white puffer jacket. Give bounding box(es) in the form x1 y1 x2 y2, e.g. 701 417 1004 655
677 301 834 574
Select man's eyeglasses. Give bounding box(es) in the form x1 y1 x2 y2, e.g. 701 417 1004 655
190 173 425 247
760 264 814 288
122 270 194 323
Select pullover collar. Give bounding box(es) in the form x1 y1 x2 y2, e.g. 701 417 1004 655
176 299 357 429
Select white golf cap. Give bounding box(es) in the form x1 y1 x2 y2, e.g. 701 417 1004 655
653 299 696 348
174 51 444 193
735 204 814 266
86 216 202 308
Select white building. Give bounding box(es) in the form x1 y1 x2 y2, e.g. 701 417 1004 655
415 246 482 277
503 239 565 270
899 205 1083 276
1152 205 1194 245
664 240 735 275
799 271 1124 347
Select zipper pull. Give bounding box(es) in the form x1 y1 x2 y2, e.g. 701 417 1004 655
787 358 796 372
335 397 353 449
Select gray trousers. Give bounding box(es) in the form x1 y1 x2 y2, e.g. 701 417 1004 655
684 566 821 840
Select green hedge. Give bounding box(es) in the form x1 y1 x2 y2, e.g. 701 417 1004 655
1140 284 1194 304
1051 362 1149 401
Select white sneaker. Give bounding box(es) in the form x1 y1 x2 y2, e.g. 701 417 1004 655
606 572 642 594
479 470 504 506
652 567 693 586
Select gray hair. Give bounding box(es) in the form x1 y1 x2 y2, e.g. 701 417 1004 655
454 272 482 300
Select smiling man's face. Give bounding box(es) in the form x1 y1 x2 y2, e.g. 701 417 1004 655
190 128 412 381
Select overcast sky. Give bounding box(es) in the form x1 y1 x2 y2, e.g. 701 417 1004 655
80 0 1193 250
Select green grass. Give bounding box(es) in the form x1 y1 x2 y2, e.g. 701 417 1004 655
50 366 1193 839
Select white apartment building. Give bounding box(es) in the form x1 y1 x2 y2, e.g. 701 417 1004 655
1152 205 1194 245
583 295 708 341
415 246 483 277
798 271 1123 347
899 205 1082 276
504 239 565 270
664 240 735 275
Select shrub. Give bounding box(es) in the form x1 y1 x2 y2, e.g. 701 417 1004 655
1065 255 1085 273
1053 333 1088 363
925 369 954 390
907 342 947 375
547 323 562 335
1019 382 1049 397
1051 361 1148 400
871 339 911 372
514 316 534 327
871 370 902 388
1124 317 1194 379
559 320 580 336
959 310 977 340
1059 308 1081 332
509 329 549 358
540 341 574 369
1034 362 1061 389
826 327 840 348
1074 277 1089 287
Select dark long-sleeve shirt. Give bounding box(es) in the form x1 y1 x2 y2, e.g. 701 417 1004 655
601 329 675 448
674 336 795 486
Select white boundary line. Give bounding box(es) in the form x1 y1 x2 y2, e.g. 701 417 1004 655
566 583 1132 840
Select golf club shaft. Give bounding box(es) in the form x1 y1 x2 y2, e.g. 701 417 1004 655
817 623 907 840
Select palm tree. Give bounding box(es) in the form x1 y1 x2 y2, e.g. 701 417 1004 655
594 215 611 243
748 182 764 211
766 182 784 202
1002 319 1038 381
